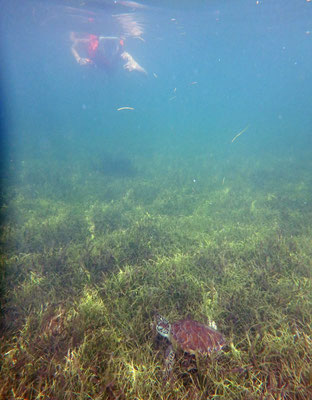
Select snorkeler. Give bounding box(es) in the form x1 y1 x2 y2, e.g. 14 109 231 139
70 32 146 74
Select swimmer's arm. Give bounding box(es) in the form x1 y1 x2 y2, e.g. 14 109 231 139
70 32 91 64
70 40 91 65
71 45 82 64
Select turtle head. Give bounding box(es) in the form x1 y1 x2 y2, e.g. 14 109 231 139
156 314 171 339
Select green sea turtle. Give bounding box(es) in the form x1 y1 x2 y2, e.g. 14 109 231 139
156 314 226 378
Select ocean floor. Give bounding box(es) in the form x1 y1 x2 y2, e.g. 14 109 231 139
1 150 312 399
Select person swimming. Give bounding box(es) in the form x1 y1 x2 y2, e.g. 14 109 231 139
70 32 146 74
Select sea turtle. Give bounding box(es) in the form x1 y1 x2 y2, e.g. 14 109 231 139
156 314 226 378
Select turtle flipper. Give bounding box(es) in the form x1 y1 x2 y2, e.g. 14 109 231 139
164 345 175 380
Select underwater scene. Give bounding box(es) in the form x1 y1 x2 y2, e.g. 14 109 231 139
1 0 312 398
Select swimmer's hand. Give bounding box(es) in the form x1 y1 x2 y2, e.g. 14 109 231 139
78 57 92 66
121 51 147 74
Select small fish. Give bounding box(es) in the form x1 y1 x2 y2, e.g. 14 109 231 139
231 125 249 143
117 107 135 111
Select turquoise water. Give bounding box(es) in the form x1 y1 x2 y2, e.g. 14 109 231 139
2 0 312 171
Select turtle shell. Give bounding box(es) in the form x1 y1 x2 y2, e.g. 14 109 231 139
170 319 225 355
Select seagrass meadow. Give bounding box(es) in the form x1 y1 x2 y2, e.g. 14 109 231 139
1 151 312 400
